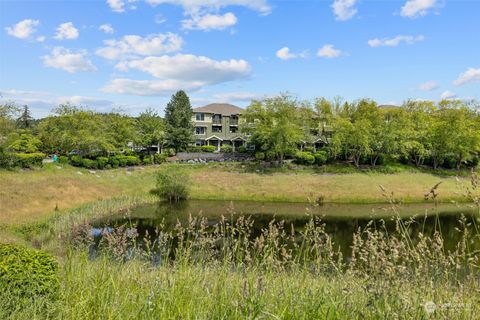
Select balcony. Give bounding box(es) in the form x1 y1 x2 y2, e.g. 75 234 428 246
212 119 222 125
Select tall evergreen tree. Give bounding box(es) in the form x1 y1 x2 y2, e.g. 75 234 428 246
164 90 193 151
16 105 34 129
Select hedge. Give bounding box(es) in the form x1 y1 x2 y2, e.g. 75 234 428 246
201 145 216 153
0 152 44 169
294 151 315 165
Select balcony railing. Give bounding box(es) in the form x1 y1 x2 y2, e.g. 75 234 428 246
212 119 222 125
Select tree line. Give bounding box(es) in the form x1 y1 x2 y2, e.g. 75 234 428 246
1 90 479 170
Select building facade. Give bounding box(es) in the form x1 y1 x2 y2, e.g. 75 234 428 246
192 103 247 151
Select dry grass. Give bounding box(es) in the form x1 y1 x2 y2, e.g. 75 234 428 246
0 163 470 225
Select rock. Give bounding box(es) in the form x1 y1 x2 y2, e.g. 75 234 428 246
89 170 97 174
76 171 83 175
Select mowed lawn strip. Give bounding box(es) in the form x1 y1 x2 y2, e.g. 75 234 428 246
0 163 468 225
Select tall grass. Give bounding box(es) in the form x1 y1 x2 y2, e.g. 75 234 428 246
1 172 480 319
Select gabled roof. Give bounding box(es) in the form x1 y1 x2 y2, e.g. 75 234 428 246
193 103 244 116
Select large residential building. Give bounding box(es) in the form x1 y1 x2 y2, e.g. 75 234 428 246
192 103 247 151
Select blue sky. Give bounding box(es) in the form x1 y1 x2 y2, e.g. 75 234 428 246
1 0 479 117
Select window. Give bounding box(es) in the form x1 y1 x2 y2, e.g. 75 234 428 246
195 140 205 146
212 126 222 133
213 114 222 124
195 113 205 121
195 127 206 135
230 127 238 133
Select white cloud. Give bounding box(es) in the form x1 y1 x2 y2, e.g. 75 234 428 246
99 24 114 34
116 54 251 83
400 0 439 18
96 33 183 60
104 54 251 96
213 92 263 102
453 68 480 86
276 47 307 60
182 12 237 31
36 35 46 42
418 80 439 91
440 90 456 100
43 47 97 73
5 19 39 39
0 89 120 117
101 78 205 96
145 0 271 15
368 35 425 47
54 22 79 40
317 44 342 58
331 0 358 21
106 0 138 13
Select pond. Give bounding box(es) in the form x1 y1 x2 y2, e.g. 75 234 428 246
88 200 480 259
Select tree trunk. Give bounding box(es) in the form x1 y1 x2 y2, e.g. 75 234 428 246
370 155 379 167
353 155 360 168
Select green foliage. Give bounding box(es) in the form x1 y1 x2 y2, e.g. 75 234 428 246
0 244 59 313
187 146 203 152
201 145 216 153
255 151 265 161
58 156 69 164
38 104 135 155
164 91 194 151
150 165 189 202
295 151 315 165
7 131 42 153
314 150 328 165
243 95 303 164
154 153 168 164
9 153 44 168
142 156 152 165
135 108 165 152
16 105 34 129
220 145 233 153
96 156 109 169
237 146 247 153
81 158 98 169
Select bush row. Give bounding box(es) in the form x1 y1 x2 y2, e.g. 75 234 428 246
0 152 44 169
68 153 168 169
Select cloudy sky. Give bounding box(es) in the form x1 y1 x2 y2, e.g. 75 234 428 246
1 0 479 117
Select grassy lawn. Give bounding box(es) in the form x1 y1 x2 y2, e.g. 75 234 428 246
0 162 473 225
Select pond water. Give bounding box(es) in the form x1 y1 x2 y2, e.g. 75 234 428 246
89 200 480 258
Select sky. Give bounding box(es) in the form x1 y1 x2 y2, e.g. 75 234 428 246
0 0 479 118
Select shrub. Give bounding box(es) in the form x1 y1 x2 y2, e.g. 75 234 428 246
142 156 152 165
237 146 247 153
294 151 315 165
96 157 109 169
150 165 189 202
11 153 44 168
201 145 216 153
166 148 176 157
58 156 69 164
265 150 277 161
187 146 203 153
0 151 15 168
255 152 265 161
220 145 233 153
314 151 328 166
109 157 120 168
125 156 140 166
154 153 168 164
81 158 98 169
0 244 59 313
304 146 315 153
70 155 83 167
